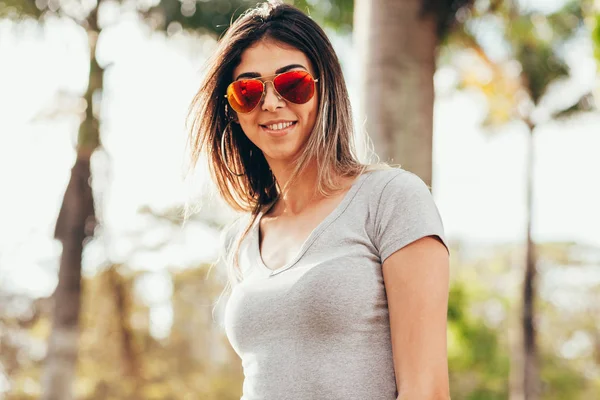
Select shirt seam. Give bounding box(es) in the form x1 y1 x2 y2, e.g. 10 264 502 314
373 169 408 241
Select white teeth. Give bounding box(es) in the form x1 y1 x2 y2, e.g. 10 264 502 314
266 121 294 131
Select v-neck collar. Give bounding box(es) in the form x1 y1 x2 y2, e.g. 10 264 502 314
251 172 370 277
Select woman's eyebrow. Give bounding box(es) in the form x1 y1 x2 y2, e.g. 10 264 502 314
234 64 308 80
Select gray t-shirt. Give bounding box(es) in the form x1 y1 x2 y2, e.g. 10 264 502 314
222 168 448 400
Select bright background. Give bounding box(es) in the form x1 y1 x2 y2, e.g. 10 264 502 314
1 0 600 398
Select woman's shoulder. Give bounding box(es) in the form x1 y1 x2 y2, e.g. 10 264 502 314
361 165 430 197
361 166 447 258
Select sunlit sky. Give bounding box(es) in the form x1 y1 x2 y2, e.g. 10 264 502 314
0 0 599 338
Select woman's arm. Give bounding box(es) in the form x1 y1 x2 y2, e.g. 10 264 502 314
382 235 451 400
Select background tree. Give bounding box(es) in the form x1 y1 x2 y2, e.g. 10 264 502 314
1 1 219 398
353 0 476 187
455 1 594 398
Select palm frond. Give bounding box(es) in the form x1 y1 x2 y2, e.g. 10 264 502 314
517 41 570 104
551 92 596 120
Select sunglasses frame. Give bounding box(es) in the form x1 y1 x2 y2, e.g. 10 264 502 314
224 70 319 114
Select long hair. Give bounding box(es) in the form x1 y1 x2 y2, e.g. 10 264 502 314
186 1 382 292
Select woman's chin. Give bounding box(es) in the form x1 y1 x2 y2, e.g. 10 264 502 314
263 146 303 164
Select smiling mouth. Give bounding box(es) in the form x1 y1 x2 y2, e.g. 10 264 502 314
260 121 297 131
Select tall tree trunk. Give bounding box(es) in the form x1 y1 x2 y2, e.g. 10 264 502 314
41 15 102 399
106 265 143 399
522 122 539 400
509 306 524 400
354 0 438 187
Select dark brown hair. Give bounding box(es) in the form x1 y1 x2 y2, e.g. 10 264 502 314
185 1 379 289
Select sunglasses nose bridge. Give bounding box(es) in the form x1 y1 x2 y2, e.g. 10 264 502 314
263 79 278 95
260 80 284 109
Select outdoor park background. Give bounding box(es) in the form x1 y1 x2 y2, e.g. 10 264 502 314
1 0 599 399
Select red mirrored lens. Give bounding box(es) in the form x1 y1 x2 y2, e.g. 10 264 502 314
227 79 264 113
274 71 315 104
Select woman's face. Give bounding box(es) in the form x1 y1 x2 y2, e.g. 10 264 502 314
231 39 319 166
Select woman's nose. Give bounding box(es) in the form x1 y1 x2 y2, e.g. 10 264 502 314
261 81 285 112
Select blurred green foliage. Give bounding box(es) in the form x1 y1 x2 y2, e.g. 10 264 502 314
448 283 510 400
509 1 582 104
594 13 600 62
0 0 38 19
455 0 590 128
152 0 354 36
0 0 354 34
421 0 475 38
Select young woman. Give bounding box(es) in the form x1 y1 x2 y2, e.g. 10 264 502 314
186 2 451 399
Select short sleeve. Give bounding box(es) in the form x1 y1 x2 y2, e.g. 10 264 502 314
374 171 449 262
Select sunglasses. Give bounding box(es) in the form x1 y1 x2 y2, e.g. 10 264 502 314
225 70 319 114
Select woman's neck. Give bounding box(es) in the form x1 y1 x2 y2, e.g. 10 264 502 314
269 159 320 216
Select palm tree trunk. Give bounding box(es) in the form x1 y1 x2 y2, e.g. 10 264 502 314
41 17 102 399
522 121 539 400
354 0 438 187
